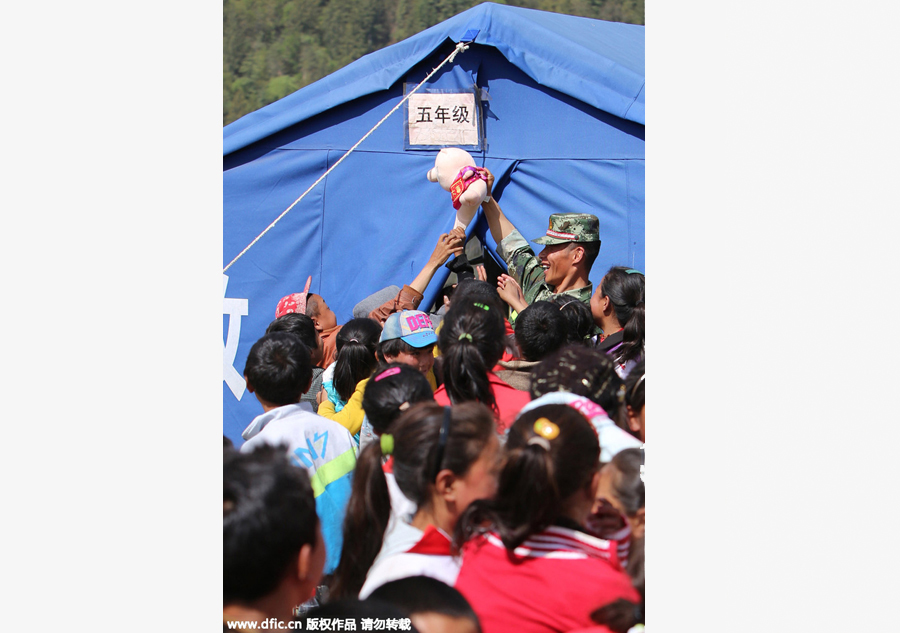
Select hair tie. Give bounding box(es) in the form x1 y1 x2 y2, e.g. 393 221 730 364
374 367 401 382
473 302 489 311
533 417 560 440
458 332 473 342
624 269 643 275
349 338 359 343
398 401 410 411
527 437 552 451
380 434 394 455
558 301 577 311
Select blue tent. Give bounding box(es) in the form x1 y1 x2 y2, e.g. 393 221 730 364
223 2 644 445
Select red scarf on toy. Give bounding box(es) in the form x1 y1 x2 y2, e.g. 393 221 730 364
450 166 489 210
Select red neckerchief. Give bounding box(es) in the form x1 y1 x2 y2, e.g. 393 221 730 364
450 166 489 210
406 525 452 555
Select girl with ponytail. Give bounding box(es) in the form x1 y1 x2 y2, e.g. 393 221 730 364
318 318 382 437
453 404 639 633
330 402 499 600
435 300 530 432
590 266 645 377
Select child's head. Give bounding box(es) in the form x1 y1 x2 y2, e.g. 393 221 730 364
624 360 645 441
596 447 645 539
331 402 498 599
455 403 600 551
243 332 314 407
438 300 506 412
530 345 626 426
391 403 500 513
378 310 437 376
551 296 595 346
266 313 325 366
592 267 645 364
333 318 382 402
450 278 505 313
300 599 419 632
369 576 482 633
306 293 338 332
224 444 324 610
513 300 567 362
362 364 435 436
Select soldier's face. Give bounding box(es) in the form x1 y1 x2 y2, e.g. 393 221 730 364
538 242 576 287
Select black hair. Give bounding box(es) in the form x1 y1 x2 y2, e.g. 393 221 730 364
551 296 595 346
438 300 506 413
334 318 382 402
608 448 644 517
377 337 433 363
243 332 313 406
577 240 601 272
224 435 234 451
304 293 318 318
369 576 482 631
224 444 319 605
530 345 627 425
451 278 505 314
362 363 435 436
266 312 319 352
299 599 419 631
331 402 495 600
590 596 644 633
514 301 567 362
455 404 599 552
624 359 645 412
600 267 645 365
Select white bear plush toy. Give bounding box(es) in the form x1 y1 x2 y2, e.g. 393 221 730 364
426 148 490 231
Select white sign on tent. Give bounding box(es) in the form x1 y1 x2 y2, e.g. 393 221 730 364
406 92 481 148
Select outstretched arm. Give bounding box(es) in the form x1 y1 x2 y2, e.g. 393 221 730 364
481 169 517 246
408 228 466 295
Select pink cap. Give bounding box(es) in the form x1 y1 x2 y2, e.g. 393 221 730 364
275 276 312 318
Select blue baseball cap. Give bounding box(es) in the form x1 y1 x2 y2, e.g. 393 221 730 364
380 310 438 347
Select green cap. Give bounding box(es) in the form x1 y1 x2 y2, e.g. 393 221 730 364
532 213 601 245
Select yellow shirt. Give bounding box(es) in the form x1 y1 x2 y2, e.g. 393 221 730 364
317 369 438 435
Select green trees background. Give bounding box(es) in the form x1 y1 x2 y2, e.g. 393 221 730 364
224 0 644 125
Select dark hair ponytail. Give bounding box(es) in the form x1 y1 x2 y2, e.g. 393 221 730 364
332 401 495 599
438 300 506 414
334 318 382 402
600 267 645 365
330 439 391 600
362 363 435 436
455 404 599 552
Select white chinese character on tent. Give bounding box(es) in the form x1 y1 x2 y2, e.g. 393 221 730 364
223 274 248 399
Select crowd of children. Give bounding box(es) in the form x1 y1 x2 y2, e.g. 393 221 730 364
224 177 646 633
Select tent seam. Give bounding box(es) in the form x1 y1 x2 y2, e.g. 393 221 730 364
623 82 645 120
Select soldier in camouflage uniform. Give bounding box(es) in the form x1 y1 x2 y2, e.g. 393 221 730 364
479 170 602 317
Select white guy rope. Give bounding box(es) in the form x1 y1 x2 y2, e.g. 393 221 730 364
223 41 470 273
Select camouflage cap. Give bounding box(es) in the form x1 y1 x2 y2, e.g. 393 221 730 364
533 213 601 245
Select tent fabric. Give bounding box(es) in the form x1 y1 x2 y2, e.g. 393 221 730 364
224 2 644 156
223 3 644 446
